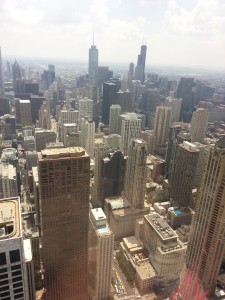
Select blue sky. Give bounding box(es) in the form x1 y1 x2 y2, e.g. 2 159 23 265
0 0 225 69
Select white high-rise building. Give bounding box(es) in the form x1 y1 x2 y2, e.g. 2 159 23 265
79 98 93 124
89 208 114 300
124 139 147 209
89 44 98 86
93 142 109 207
0 197 30 299
190 108 209 143
164 97 182 124
120 113 142 156
0 163 18 198
81 119 95 158
153 106 171 153
109 104 121 134
60 109 79 126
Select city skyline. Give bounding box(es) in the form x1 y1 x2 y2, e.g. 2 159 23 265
0 0 225 69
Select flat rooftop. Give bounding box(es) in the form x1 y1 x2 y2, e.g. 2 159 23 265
39 147 88 160
19 100 30 104
123 236 142 250
105 196 130 210
91 208 107 222
145 213 177 240
0 197 21 240
32 166 39 183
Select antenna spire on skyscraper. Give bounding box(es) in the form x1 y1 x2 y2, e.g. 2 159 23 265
93 31 95 46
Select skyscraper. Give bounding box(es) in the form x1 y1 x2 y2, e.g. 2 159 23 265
153 106 171 154
124 139 147 209
0 197 30 299
127 62 134 82
120 113 142 156
164 97 182 124
88 208 114 300
12 59 22 93
89 43 98 86
79 98 93 124
81 118 95 158
101 149 126 200
0 46 5 97
38 147 90 300
190 108 209 143
92 142 109 207
176 77 195 122
169 141 200 207
109 104 121 134
19 100 32 127
134 44 147 84
180 137 225 299
102 82 117 125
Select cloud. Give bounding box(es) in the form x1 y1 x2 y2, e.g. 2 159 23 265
2 0 44 26
165 0 225 37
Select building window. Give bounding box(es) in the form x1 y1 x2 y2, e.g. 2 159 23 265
0 252 7 266
10 250 20 263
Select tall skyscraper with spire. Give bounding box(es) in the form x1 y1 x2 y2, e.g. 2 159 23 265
134 44 147 84
0 47 5 97
88 35 98 87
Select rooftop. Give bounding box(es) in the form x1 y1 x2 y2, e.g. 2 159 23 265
145 213 177 240
39 147 88 160
0 197 21 240
91 208 107 222
19 100 30 104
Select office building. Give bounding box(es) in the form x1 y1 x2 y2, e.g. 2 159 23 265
60 109 79 126
127 62 134 82
180 137 225 299
124 139 147 209
24 136 36 151
102 82 117 125
140 89 161 127
89 43 98 86
92 142 109 207
101 149 126 200
190 108 209 143
89 208 114 300
0 98 10 116
79 98 93 123
0 197 30 299
104 196 149 240
0 163 18 198
61 123 79 147
164 97 182 124
38 104 51 130
38 147 90 300
0 114 16 139
129 80 145 109
109 104 121 134
81 119 95 158
29 95 44 124
18 100 32 127
134 44 147 84
103 134 121 149
12 60 22 93
35 129 56 151
176 77 194 121
169 141 200 207
116 90 132 113
0 47 5 97
142 130 156 154
143 213 185 294
165 123 189 178
120 113 142 156
153 106 171 154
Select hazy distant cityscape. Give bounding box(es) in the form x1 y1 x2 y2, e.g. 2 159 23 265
1 1 225 300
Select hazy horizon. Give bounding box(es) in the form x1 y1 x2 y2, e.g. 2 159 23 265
0 0 225 71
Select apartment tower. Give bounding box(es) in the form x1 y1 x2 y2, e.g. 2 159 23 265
169 141 200 207
190 108 209 143
179 137 225 299
38 147 90 300
124 139 147 209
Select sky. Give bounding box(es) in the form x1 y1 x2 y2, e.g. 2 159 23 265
0 0 225 69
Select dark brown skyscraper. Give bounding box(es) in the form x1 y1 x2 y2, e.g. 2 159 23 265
38 147 90 300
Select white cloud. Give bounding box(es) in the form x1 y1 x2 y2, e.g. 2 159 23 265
165 0 225 37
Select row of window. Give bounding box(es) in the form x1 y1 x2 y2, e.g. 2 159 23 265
0 250 20 266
